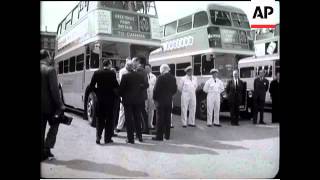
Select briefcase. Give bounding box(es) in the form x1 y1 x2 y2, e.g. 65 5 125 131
51 111 73 126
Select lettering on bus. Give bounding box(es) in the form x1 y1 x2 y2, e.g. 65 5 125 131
113 30 150 39
112 12 138 31
162 36 194 52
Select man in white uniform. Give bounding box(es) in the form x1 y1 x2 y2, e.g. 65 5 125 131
145 64 157 129
115 58 131 132
179 66 197 127
203 69 224 127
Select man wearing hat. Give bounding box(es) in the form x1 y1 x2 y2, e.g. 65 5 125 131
203 68 224 127
179 66 197 127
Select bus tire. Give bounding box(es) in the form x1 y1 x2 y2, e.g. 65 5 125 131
196 91 207 120
87 92 97 127
240 111 251 120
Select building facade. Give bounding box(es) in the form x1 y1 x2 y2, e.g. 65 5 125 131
40 31 56 57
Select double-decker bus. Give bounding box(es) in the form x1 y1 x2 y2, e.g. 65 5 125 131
54 1 161 126
239 24 280 110
149 3 255 120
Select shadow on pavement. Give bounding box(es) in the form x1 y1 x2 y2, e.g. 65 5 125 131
44 159 149 177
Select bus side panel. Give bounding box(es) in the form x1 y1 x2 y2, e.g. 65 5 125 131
59 73 84 109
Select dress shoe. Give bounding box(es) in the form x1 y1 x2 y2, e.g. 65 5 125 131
188 124 196 127
253 121 257 124
115 129 121 133
105 139 114 144
207 124 212 127
138 138 143 142
126 140 135 144
96 140 101 145
170 125 174 129
213 124 222 127
152 137 163 141
182 125 187 128
259 121 266 125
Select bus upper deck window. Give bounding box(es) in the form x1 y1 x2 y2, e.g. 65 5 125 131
193 11 208 28
164 21 177 36
210 10 231 26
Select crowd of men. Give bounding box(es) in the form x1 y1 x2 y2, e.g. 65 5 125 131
41 49 280 161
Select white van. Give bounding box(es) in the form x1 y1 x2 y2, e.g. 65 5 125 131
238 54 280 109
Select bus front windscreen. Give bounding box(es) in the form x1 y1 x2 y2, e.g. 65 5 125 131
210 10 232 26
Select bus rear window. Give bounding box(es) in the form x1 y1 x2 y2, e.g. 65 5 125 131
176 62 190 77
151 66 160 76
90 52 99 69
168 64 175 76
210 10 231 26
69 57 76 72
63 60 69 73
58 61 63 74
76 54 84 71
240 67 254 78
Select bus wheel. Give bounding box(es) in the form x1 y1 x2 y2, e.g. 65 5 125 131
196 93 207 120
87 92 97 127
240 110 252 120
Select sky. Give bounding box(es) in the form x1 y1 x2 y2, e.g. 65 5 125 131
40 1 279 32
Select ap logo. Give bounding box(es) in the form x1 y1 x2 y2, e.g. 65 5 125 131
249 0 277 28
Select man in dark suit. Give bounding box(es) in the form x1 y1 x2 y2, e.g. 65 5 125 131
41 49 65 161
119 61 149 144
132 57 150 134
89 59 119 144
269 72 280 123
253 70 269 124
226 70 244 126
152 64 177 141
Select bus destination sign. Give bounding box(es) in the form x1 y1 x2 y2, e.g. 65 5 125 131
112 11 151 40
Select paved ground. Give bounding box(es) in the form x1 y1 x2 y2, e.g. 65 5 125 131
41 112 279 178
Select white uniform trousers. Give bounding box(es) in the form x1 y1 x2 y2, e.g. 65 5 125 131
207 93 221 125
145 99 155 128
116 101 125 130
181 92 196 126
